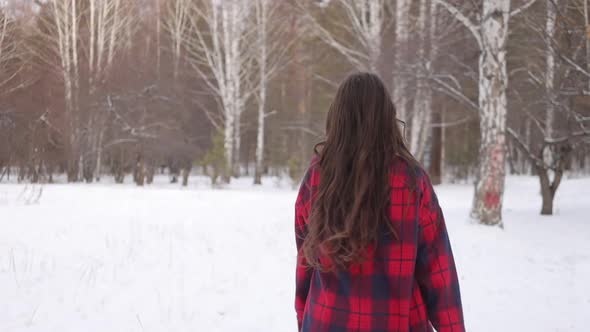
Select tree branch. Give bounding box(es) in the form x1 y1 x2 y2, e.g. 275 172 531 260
506 127 544 167
510 0 539 17
433 0 482 49
431 76 480 112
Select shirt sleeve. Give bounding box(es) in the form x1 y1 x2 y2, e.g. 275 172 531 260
415 173 465 332
295 167 313 331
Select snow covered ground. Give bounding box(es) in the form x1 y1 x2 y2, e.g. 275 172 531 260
0 175 589 332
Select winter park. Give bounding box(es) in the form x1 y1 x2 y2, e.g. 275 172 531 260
1 0 590 331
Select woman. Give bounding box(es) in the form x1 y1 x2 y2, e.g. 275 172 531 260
294 73 465 332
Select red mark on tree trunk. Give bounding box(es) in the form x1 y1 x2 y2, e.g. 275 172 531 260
484 191 500 209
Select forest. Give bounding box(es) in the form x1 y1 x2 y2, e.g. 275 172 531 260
0 0 589 226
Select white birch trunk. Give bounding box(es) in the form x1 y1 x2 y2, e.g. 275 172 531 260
51 0 78 181
70 0 84 181
542 0 559 184
89 0 96 88
345 0 383 71
254 0 268 185
70 0 78 100
226 1 248 180
524 117 532 174
366 0 382 71
545 0 558 139
441 106 447 179
394 0 411 122
470 0 511 226
584 0 590 92
106 0 121 71
410 0 434 161
96 1 107 77
156 0 162 78
94 124 105 181
169 0 189 81
228 1 245 178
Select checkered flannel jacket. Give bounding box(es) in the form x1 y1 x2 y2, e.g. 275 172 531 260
295 157 465 332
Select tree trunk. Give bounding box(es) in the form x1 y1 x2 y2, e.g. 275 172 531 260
94 127 104 182
410 0 433 161
538 162 564 216
538 166 554 215
430 109 443 185
545 0 558 138
223 105 235 183
366 0 382 72
584 0 590 92
181 167 190 186
233 107 242 178
393 0 410 122
146 164 155 185
254 0 269 186
134 155 145 186
254 88 266 185
470 0 510 226
524 117 532 174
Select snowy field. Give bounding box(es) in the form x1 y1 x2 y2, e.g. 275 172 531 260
0 175 589 332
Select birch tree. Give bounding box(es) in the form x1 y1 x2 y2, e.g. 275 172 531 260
162 0 190 82
253 0 269 185
544 0 558 139
584 0 590 92
538 0 559 214
0 14 15 72
87 0 127 90
87 0 130 181
185 0 251 182
31 0 130 182
0 10 23 96
434 0 539 226
34 0 82 181
507 0 590 215
409 0 437 161
252 0 289 185
393 0 411 122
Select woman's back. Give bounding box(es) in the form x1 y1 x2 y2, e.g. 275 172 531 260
293 72 464 332
295 157 464 332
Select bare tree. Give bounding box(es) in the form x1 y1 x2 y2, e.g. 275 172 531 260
300 0 386 73
184 0 251 182
435 0 539 226
0 12 23 95
393 0 411 122
87 0 131 181
34 0 82 181
30 0 135 182
0 7 27 181
162 0 190 82
252 0 290 185
584 0 590 93
409 0 437 161
507 0 590 215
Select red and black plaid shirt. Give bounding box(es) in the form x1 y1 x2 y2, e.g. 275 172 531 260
295 157 465 332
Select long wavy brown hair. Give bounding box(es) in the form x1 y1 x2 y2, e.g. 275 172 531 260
302 72 416 271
